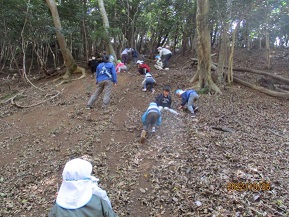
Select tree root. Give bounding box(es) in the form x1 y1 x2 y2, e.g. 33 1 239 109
11 91 61 108
0 92 23 104
54 66 86 86
234 67 289 85
234 76 289 99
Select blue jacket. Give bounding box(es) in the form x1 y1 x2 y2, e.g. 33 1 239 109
181 90 197 106
96 62 117 84
141 102 162 126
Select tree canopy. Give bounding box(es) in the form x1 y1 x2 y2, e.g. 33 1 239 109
0 0 289 72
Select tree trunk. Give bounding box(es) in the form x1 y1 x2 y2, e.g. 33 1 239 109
195 0 221 94
216 22 229 84
98 0 117 63
265 32 270 69
45 0 86 79
227 22 240 84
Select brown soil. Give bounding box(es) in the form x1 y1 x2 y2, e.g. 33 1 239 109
0 48 288 217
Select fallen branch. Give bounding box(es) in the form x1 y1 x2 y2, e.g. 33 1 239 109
234 67 289 85
234 76 289 99
268 129 289 139
212 126 234 133
11 91 61 108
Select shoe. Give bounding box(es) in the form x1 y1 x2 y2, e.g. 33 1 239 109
191 113 196 118
164 68 169 70
86 105 92 110
140 130 146 143
194 106 199 112
142 88 147 92
152 127 155 133
151 89 155 93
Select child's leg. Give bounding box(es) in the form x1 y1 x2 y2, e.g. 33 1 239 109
168 108 179 115
187 92 199 114
143 82 147 90
147 112 160 132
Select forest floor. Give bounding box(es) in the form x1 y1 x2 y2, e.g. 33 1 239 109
0 48 288 217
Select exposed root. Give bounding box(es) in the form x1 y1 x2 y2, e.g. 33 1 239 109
234 76 289 99
11 91 61 108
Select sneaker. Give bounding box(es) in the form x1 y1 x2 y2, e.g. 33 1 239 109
191 113 196 118
152 127 156 133
86 105 92 110
140 130 146 143
164 68 169 70
194 106 199 112
142 88 147 92
151 89 155 93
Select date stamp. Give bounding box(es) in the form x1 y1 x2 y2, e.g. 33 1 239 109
227 181 271 191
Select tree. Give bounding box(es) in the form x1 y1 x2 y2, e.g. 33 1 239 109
192 0 221 94
98 0 116 63
45 0 85 79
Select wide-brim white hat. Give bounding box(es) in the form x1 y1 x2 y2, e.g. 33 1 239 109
56 158 93 209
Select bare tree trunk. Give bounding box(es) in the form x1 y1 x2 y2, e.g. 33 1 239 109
265 32 270 69
98 0 117 63
195 0 221 94
45 0 86 79
227 22 240 84
217 23 229 84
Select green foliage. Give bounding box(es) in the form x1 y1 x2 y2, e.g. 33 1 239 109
1 0 289 71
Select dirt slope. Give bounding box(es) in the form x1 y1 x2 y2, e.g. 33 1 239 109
0 52 289 216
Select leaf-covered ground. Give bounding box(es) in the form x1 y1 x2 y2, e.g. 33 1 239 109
0 49 288 216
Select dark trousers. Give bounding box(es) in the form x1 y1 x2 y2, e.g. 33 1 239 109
163 53 172 68
143 112 159 130
144 80 155 91
121 54 128 64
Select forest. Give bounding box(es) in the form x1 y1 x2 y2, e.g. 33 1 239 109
0 0 289 216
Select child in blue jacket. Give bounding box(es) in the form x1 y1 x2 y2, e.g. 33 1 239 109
176 89 199 118
140 102 162 142
142 72 156 92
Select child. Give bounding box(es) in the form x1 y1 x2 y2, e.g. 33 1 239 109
154 55 163 70
175 89 199 118
141 102 162 142
136 60 151 75
48 158 117 217
142 72 156 93
157 46 172 70
115 60 127 74
88 56 99 74
155 85 179 115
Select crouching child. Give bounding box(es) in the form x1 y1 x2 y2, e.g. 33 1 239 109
141 102 162 142
154 55 163 70
142 72 156 93
176 89 199 118
155 85 178 115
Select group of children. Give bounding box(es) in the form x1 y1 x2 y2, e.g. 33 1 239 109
137 55 199 142
140 85 199 142
87 47 199 142
49 48 200 216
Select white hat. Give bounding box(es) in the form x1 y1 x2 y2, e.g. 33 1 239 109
136 60 144 64
56 158 93 209
92 56 96 60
